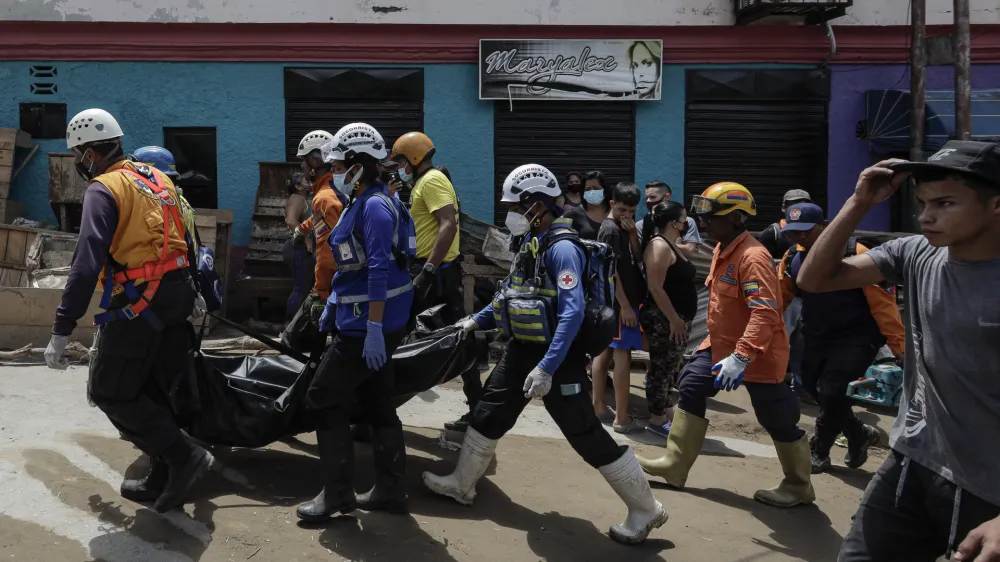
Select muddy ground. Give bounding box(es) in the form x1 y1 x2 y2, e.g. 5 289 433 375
0 362 898 562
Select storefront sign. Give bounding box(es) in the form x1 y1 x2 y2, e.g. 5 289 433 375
479 39 663 101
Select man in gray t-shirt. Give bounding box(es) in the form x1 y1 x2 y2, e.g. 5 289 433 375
795 140 1000 562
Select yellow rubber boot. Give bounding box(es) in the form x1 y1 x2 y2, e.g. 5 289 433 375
753 434 816 508
636 408 708 489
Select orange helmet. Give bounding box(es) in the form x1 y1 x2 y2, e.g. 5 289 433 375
391 132 436 166
690 182 757 217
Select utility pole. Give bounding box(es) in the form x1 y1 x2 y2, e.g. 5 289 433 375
954 0 972 139
910 0 927 162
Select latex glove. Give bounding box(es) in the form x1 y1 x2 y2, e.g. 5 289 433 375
523 365 553 399
412 269 435 304
363 320 387 371
319 299 337 333
454 317 479 340
45 335 70 370
189 293 207 322
292 227 307 249
712 353 750 392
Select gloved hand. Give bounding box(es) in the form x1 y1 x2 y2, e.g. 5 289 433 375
309 296 326 329
712 353 751 392
319 299 337 333
454 317 479 340
363 320 387 371
523 365 553 399
189 293 207 322
412 269 435 304
45 335 70 370
292 227 307 249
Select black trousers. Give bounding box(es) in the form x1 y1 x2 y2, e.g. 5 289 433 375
411 260 484 410
677 348 805 443
839 451 1000 561
89 274 195 459
306 330 407 430
471 341 623 469
801 337 880 451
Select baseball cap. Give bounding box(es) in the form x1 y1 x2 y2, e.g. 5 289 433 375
890 140 1000 186
781 202 825 232
783 189 812 203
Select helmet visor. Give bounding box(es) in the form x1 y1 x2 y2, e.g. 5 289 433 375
690 195 720 216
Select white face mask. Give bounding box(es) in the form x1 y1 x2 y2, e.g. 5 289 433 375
398 164 413 182
333 165 363 196
504 210 531 236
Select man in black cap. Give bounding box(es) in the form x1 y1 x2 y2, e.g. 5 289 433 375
759 189 812 261
797 141 1000 562
776 202 905 475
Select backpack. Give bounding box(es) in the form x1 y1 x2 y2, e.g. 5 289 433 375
539 229 617 353
785 236 896 295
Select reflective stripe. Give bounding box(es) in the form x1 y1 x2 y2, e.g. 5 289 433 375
748 299 779 309
509 308 541 316
337 282 413 304
511 320 543 330
513 333 547 343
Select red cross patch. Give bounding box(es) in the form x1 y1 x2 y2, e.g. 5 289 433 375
556 270 579 290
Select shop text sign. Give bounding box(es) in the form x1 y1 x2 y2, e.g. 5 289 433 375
479 39 663 101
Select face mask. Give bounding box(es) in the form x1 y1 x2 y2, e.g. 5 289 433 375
566 183 582 194
333 165 363 196
398 165 413 182
584 190 604 205
504 210 531 236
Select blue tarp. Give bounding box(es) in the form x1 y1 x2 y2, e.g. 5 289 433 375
864 89 1000 154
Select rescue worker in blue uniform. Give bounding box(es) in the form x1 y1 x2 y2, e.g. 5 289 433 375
44 109 213 513
297 123 416 522
422 164 669 545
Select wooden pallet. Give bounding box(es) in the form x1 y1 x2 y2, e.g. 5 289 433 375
0 224 41 288
0 128 32 201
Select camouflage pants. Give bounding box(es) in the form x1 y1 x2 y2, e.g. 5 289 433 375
639 306 691 417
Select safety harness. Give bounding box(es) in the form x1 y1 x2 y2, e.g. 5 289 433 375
93 167 189 329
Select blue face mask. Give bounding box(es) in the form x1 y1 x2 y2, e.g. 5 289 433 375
584 190 604 205
398 165 413 182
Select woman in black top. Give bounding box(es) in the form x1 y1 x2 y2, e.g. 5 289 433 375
563 170 610 240
639 201 699 437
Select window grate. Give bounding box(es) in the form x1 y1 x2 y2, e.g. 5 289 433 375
30 83 57 95
29 65 57 78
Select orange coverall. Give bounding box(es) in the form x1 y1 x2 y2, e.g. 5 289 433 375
295 172 343 300
698 231 789 384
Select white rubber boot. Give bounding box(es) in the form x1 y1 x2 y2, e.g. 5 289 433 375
422 427 497 506
599 448 670 545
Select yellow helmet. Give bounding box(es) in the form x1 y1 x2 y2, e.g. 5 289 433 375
690 181 757 217
391 132 436 166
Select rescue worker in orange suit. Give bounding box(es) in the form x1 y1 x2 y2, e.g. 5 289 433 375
637 182 815 508
44 109 213 513
777 202 904 474
283 130 345 348
390 132 483 433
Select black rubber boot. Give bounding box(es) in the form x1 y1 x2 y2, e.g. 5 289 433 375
297 425 357 523
121 458 169 503
444 413 471 433
845 422 880 469
809 433 833 475
356 426 408 514
154 441 214 513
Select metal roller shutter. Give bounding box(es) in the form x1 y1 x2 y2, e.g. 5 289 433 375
493 101 636 226
684 69 829 231
285 99 423 162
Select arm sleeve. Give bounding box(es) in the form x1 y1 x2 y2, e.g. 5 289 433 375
856 244 906 355
734 251 784 363
863 236 911 286
538 241 586 374
777 252 796 313
682 217 702 244
312 194 344 299
420 174 458 214
53 183 118 336
362 196 397 302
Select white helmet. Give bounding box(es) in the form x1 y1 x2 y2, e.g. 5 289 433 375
296 130 334 157
501 164 561 204
322 123 388 164
66 108 124 150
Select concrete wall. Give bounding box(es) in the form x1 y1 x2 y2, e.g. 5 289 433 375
828 63 1000 231
4 0 997 26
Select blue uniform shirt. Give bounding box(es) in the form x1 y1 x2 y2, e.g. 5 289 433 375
474 224 586 374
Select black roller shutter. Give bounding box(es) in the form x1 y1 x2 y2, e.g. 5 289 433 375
684 69 829 231
493 101 636 226
285 100 423 162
